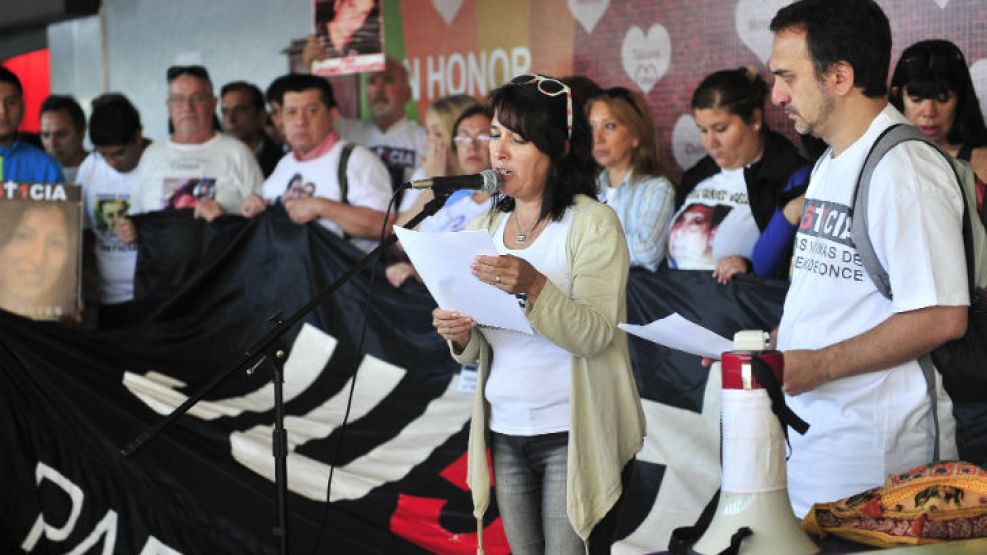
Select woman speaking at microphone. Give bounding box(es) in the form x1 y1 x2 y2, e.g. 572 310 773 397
431 74 645 554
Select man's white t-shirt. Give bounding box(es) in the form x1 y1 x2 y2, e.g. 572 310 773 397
778 105 968 516
128 133 263 215
77 153 139 304
262 141 393 252
667 167 759 269
336 116 426 190
482 208 574 436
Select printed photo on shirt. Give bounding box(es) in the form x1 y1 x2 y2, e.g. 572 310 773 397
164 177 217 209
0 192 82 321
311 0 385 76
283 173 316 200
667 203 732 269
95 197 129 234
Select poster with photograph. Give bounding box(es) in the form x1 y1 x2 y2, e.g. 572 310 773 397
311 0 386 76
0 182 82 321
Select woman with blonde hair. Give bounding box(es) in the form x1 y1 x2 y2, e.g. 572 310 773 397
396 94 479 224
587 87 675 271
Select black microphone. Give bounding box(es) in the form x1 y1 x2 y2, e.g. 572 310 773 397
405 169 500 194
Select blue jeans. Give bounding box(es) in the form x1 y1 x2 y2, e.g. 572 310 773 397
491 432 626 555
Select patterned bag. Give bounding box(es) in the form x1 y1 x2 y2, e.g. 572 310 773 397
802 461 987 548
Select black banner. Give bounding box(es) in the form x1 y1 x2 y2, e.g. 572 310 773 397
1 206 790 554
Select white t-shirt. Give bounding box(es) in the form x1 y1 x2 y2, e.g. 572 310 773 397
262 141 393 252
482 208 574 435
667 167 759 269
77 153 139 304
63 164 81 185
128 133 263 215
778 105 968 517
336 116 426 190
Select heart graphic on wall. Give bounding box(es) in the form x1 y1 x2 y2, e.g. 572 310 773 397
432 0 464 25
735 0 790 63
672 113 705 172
933 0 950 8
567 0 610 34
621 24 672 94
971 59 987 123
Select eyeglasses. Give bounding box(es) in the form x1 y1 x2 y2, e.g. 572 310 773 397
597 87 644 117
453 133 491 147
510 74 573 139
167 93 214 106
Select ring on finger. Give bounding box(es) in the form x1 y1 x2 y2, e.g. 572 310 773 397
495 274 501 284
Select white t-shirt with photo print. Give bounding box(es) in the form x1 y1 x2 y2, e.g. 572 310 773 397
777 104 968 517
262 140 392 252
667 166 759 270
77 153 139 304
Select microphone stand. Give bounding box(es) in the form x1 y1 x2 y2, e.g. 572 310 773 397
121 188 454 555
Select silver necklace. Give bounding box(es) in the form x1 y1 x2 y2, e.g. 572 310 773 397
512 211 539 243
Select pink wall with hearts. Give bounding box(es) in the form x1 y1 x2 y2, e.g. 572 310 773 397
401 0 987 179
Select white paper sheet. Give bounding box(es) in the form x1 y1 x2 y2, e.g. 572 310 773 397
619 313 732 359
394 227 533 334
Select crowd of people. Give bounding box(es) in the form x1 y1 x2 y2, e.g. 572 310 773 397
1 0 986 551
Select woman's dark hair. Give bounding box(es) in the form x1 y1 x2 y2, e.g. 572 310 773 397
89 93 141 147
691 66 768 126
890 40 987 149
487 76 596 222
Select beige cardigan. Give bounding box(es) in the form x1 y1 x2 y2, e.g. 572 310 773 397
452 194 646 552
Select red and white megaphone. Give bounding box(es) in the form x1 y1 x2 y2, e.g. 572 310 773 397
692 330 818 555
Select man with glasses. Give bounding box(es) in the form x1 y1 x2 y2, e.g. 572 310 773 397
76 94 149 329
116 65 263 245
0 67 64 183
40 95 88 183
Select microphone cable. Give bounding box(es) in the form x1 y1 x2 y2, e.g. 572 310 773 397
308 187 405 555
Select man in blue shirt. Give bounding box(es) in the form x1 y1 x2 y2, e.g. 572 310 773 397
0 67 64 183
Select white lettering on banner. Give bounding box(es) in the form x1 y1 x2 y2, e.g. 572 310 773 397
122 323 334 420
22 462 84 549
65 510 117 555
408 47 533 101
231 371 472 502
616 368 721 553
1 182 68 201
21 461 182 554
139 536 184 555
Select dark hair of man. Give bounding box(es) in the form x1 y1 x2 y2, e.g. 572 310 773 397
691 66 768 126
889 40 987 149
271 74 336 110
40 95 86 134
769 0 891 99
265 74 294 107
89 93 141 147
166 65 213 89
0 66 23 95
487 77 596 222
220 81 265 112
451 104 493 150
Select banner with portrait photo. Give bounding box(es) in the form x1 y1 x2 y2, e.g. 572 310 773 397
0 182 82 321
312 0 386 76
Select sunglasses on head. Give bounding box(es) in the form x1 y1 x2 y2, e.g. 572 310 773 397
509 74 573 140
597 87 643 117
167 65 211 82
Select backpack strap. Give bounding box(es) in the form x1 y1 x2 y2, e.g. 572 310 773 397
337 142 356 240
851 122 977 463
337 141 355 206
